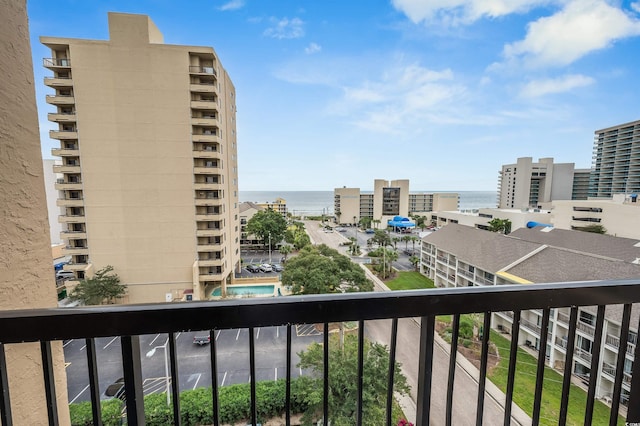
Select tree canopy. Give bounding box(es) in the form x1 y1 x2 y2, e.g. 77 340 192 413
281 244 373 294
69 265 126 305
488 218 512 234
245 209 288 248
297 334 410 426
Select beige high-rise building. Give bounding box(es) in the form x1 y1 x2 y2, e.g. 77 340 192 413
42 12 240 303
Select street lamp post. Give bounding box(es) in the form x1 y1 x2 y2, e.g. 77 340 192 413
146 339 170 406
268 232 272 264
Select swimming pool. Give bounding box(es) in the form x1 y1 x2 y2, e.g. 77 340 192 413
211 284 276 297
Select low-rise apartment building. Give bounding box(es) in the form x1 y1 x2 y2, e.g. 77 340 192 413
430 207 552 231
420 224 640 405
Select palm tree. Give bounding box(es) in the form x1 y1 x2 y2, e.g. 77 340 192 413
279 244 292 262
335 209 341 225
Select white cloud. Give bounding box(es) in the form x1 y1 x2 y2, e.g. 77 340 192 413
305 42 322 54
263 17 305 39
633 2 640 14
504 0 640 67
520 74 595 97
218 0 245 11
331 64 467 133
391 0 554 25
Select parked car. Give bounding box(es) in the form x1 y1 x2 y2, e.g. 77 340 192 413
246 264 260 273
365 229 375 234
403 249 416 256
105 377 126 400
259 263 273 272
193 335 210 345
335 227 347 232
55 270 75 280
323 227 333 233
271 263 283 272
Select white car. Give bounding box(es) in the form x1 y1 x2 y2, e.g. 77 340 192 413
259 263 273 272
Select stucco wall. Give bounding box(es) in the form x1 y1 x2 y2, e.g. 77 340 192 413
0 1 70 424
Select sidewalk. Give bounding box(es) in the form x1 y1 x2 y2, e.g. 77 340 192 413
360 265 531 425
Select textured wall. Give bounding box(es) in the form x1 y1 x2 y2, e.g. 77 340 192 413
0 0 70 424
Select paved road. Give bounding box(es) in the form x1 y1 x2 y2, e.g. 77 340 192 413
305 220 528 425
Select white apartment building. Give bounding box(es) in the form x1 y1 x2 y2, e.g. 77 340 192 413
420 224 640 405
334 179 458 226
42 13 240 302
551 194 640 239
430 207 552 232
498 157 588 209
591 119 640 198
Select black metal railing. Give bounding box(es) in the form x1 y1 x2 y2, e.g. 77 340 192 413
0 280 639 426
43 58 71 67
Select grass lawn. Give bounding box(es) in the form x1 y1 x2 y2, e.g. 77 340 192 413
488 330 624 426
385 271 435 290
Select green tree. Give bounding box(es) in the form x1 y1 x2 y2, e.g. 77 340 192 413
409 255 420 271
282 245 372 294
576 224 607 234
245 209 288 249
488 218 512 234
293 231 311 250
69 265 126 305
359 216 372 230
370 229 392 248
297 334 410 426
279 244 293 262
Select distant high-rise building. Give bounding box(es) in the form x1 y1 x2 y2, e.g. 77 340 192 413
42 13 240 302
497 157 582 209
590 119 640 198
334 179 458 226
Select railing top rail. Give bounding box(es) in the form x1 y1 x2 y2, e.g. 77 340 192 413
1 279 640 344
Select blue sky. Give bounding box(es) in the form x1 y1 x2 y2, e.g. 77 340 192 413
30 0 640 191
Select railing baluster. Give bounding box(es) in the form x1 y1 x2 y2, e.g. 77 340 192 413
249 327 257 426
0 343 13 426
560 307 578 425
323 322 329 426
416 315 435 426
168 332 181 425
627 308 640 424
446 314 460 426
85 338 102 426
286 325 292 426
584 306 605 426
121 335 144 425
504 310 521 426
386 318 398 426
610 304 631 426
476 312 491 426
209 329 220 426
40 341 58 426
532 307 551 425
356 320 365 426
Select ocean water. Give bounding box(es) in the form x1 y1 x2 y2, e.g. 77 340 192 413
239 190 497 215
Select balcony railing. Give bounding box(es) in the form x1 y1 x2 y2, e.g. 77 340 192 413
1 280 639 425
43 58 71 67
189 65 216 75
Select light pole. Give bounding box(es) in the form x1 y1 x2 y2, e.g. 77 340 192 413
146 339 170 406
268 232 272 264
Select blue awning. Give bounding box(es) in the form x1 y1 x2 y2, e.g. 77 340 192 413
387 216 416 228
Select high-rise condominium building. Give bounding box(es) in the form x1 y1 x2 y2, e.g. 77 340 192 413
42 12 240 303
497 157 588 209
334 179 458 226
590 119 640 198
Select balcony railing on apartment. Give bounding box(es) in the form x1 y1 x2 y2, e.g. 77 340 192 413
43 58 71 67
1 280 640 426
189 66 216 75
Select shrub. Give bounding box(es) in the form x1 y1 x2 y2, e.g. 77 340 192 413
69 399 123 426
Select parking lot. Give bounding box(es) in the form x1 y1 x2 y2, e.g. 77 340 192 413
238 249 285 277
64 325 322 403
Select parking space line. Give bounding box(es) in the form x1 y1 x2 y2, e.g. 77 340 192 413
274 368 277 381
149 333 161 346
235 329 241 341
80 344 86 351
221 371 227 386
216 330 221 340
69 384 89 404
192 373 201 390
175 332 181 340
63 339 74 348
103 337 118 350
256 328 260 339
276 327 279 338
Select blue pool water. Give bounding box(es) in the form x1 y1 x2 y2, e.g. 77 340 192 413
211 284 275 297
